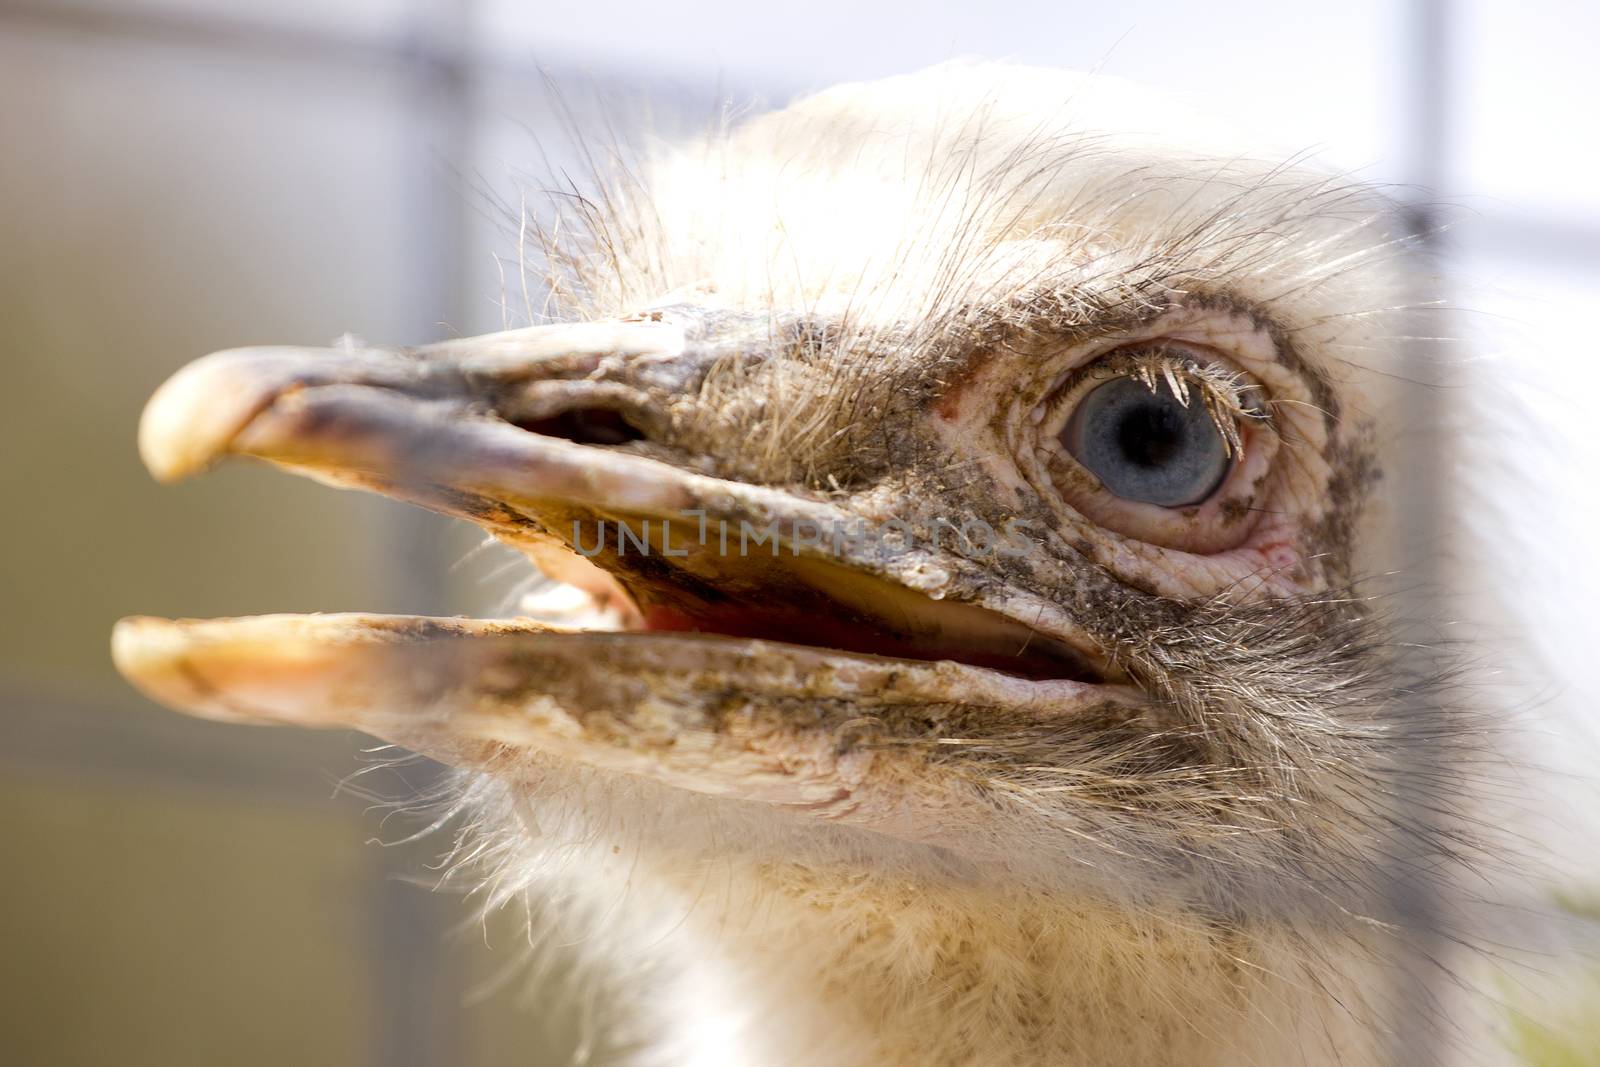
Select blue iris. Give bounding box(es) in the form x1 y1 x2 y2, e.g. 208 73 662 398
1061 377 1230 507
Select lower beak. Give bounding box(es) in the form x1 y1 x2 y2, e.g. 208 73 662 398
111 611 1106 813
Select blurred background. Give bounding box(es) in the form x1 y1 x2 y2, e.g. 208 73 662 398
1 1 1596 1064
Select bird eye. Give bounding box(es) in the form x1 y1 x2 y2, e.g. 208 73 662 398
1060 376 1230 507
1029 343 1274 553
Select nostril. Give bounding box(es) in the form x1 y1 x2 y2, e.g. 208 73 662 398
515 407 647 446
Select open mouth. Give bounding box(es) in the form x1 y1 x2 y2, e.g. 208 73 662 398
580 546 1109 685
113 324 1140 807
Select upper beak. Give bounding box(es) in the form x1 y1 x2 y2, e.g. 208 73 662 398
142 323 702 524
133 323 897 595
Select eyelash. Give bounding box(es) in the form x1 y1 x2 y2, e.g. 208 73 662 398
1035 344 1272 457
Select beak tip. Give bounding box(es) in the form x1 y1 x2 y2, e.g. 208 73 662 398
136 354 245 483
111 614 170 669
136 423 205 484
110 615 285 726
111 615 209 713
137 346 320 484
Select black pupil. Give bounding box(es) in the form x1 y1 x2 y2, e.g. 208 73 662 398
1115 401 1185 469
1060 374 1231 508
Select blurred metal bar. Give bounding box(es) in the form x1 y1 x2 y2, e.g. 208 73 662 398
364 0 478 1063
0 0 786 111
1452 209 1600 263
1407 0 1449 232
0 0 463 74
1387 1 1453 1064
0 0 726 91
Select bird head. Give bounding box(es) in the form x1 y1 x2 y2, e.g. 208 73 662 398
114 64 1446 920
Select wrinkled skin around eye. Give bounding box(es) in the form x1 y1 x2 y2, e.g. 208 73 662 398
942 305 1342 597
1061 377 1231 507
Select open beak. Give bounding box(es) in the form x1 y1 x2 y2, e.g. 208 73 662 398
114 319 1141 836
